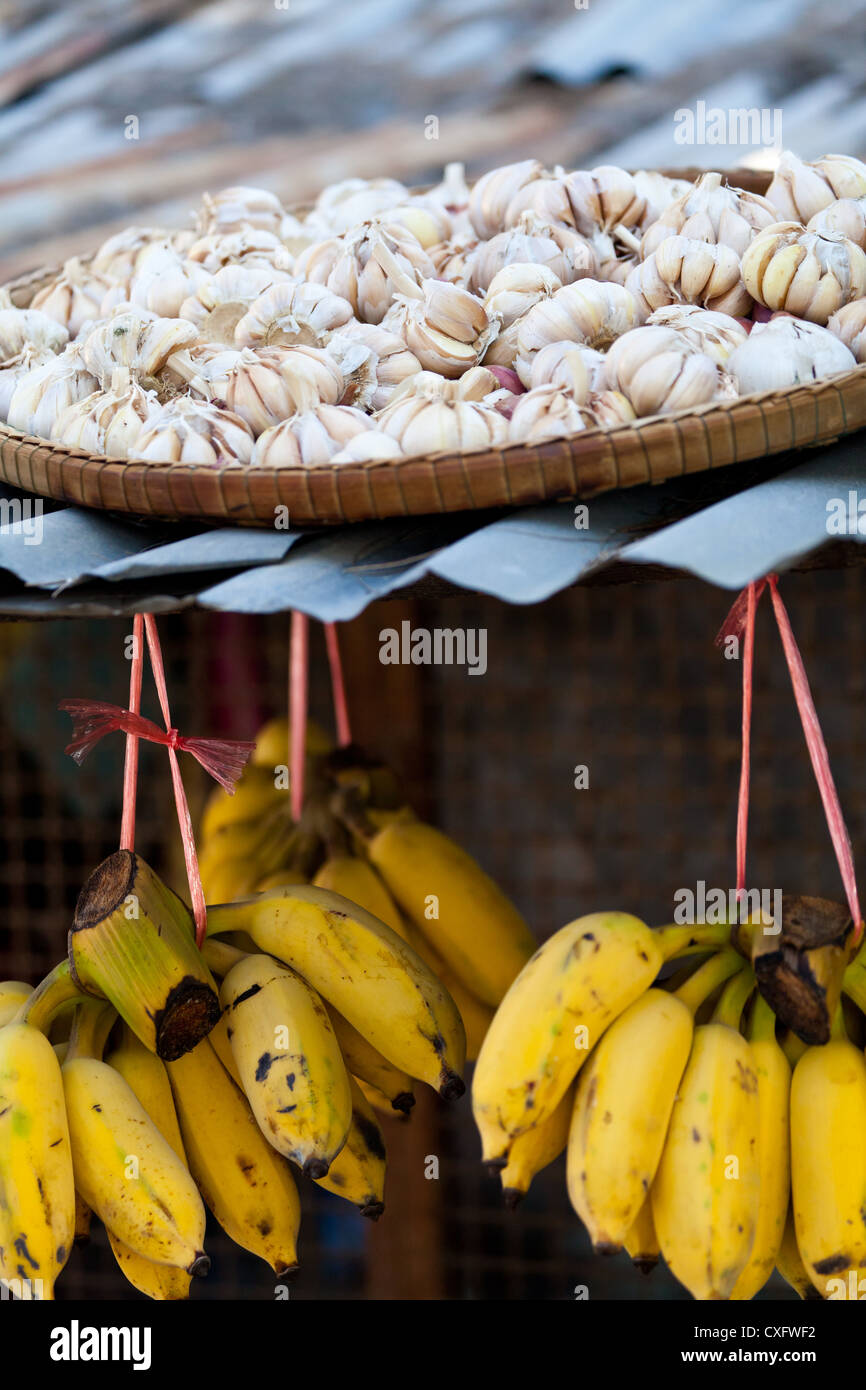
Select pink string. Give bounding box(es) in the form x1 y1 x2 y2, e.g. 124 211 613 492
736 583 756 900
120 614 144 852
290 612 309 821
324 622 352 747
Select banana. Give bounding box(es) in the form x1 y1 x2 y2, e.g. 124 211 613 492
499 1083 573 1207
73 1193 91 1247
567 951 741 1252
327 1007 414 1115
0 1021 75 1299
730 995 791 1300
780 1029 810 1069
361 816 536 1006
776 1206 823 1301
206 885 466 1098
400 916 493 1062
314 1076 386 1218
356 1077 409 1121
251 716 332 769
208 1009 243 1088
255 868 307 891
104 1028 192 1300
651 969 760 1300
221 953 352 1176
313 855 404 934
0 981 32 1028
62 1003 208 1275
473 913 664 1164
168 1038 301 1275
790 1014 866 1298
201 766 284 840
624 1198 659 1274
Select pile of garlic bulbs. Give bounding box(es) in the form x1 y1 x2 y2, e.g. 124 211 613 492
1 150 865 468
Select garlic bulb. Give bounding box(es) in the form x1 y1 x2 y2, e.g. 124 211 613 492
469 160 544 239
335 321 422 409
640 172 777 259
625 236 750 317
585 389 636 427
766 152 866 224
235 280 354 350
426 163 471 213
645 304 748 365
515 279 641 383
295 222 434 323
384 279 497 378
81 311 197 384
482 265 562 368
382 202 453 250
306 177 409 237
375 377 508 454
828 298 866 362
740 222 866 324
387 366 500 404
565 165 647 239
508 385 588 443
808 198 866 250
252 404 374 468
173 344 346 434
0 348 55 419
91 227 169 283
186 227 294 274
603 326 730 416
429 235 481 285
52 372 162 457
30 259 116 337
631 171 693 227
503 171 574 230
727 316 856 392
6 346 98 437
179 263 291 339
0 307 68 360
127 243 212 319
466 212 597 294
330 431 405 463
129 397 254 466
525 340 604 398
197 186 288 237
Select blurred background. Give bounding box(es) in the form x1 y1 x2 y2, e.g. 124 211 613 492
1 0 865 1301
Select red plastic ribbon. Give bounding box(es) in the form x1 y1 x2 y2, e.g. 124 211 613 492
325 621 352 748
289 612 309 822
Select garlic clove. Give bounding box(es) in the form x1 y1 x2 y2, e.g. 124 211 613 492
828 297 866 361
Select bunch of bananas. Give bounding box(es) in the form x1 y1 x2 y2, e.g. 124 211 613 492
472 909 866 1302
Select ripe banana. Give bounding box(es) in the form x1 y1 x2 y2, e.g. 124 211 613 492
567 951 740 1252
168 1038 301 1276
651 969 760 1300
362 816 536 1006
499 1083 573 1207
0 981 32 1028
251 716 332 769
790 1017 866 1297
62 1004 208 1275
206 884 466 1098
221 953 352 1176
400 916 493 1062
327 1007 414 1115
313 854 404 934
624 1198 659 1274
0 1021 75 1299
314 1076 386 1219
776 1206 823 1301
730 995 791 1300
208 1009 243 1088
472 913 663 1163
201 765 284 840
356 1077 409 1120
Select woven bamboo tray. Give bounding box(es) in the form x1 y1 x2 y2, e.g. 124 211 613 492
2 168 865 528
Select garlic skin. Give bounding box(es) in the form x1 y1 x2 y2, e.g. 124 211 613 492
30 259 116 337
384 279 497 378
626 236 750 317
52 373 163 458
305 177 409 237
632 171 693 227
186 227 294 274
252 404 374 468
466 212 597 294
515 280 641 383
808 198 866 251
330 430 405 463
727 316 856 393
127 243 212 319
603 326 729 417
196 186 288 237
234 280 354 350
508 384 588 443
468 160 544 239
335 321 422 409
129 396 254 466
295 222 434 323
6 346 98 437
91 227 169 283
766 152 866 223
81 311 197 384
173 344 346 435
0 307 68 360
525 340 604 398
645 304 748 365
429 234 481 285
828 298 866 362
640 172 777 258
741 222 866 324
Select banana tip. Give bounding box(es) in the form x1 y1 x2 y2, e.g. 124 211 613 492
274 1262 300 1280
391 1092 416 1114
632 1256 658 1275
501 1187 524 1211
593 1241 622 1258
304 1156 330 1179
188 1252 211 1278
439 1070 465 1101
360 1201 385 1221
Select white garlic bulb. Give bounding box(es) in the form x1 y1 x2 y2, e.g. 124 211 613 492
466 212 597 294
603 326 730 417
515 279 641 383
585 389 637 427
330 431 405 463
503 172 574 231
127 243 212 318
81 311 197 384
252 404 374 468
766 152 866 224
808 198 866 251
524 340 604 398
335 321 422 409
640 172 777 258
386 367 500 404
91 227 169 283
0 307 68 361
185 227 294 274
741 222 866 324
631 171 694 227
375 377 508 454
468 160 544 239
482 265 563 369
727 316 856 392
129 397 254 466
30 259 116 337
625 236 750 317
173 344 346 434
645 305 748 365
508 385 588 443
828 298 866 362
295 222 434 324
383 279 497 378
426 163 471 213
197 186 288 237
0 348 56 419
179 263 291 339
235 280 354 349
52 373 163 458
6 346 98 437
429 234 481 285
306 177 409 237
564 165 648 239
382 202 453 250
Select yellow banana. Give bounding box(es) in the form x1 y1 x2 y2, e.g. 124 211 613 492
104 1029 192 1300
201 765 284 840
206 885 466 1098
624 1198 659 1274
473 913 664 1164
251 716 332 769
362 816 536 1006
567 951 740 1252
730 995 791 1300
356 1077 409 1121
315 1076 386 1218
790 1015 866 1298
168 1038 301 1275
400 916 493 1062
499 1084 573 1207
255 868 307 891
0 981 32 1028
73 1193 91 1247
313 855 404 934
208 1009 243 1088
327 1007 414 1115
201 855 265 906
221 953 352 1176
0 1021 75 1299
62 1003 208 1276
651 969 760 1300
776 1205 823 1301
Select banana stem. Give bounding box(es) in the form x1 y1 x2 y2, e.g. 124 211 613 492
16 959 85 1033
748 991 777 1043
673 949 742 1015
66 999 117 1062
830 1003 848 1042
201 938 247 978
712 966 755 1029
657 921 733 961
843 949 866 1012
